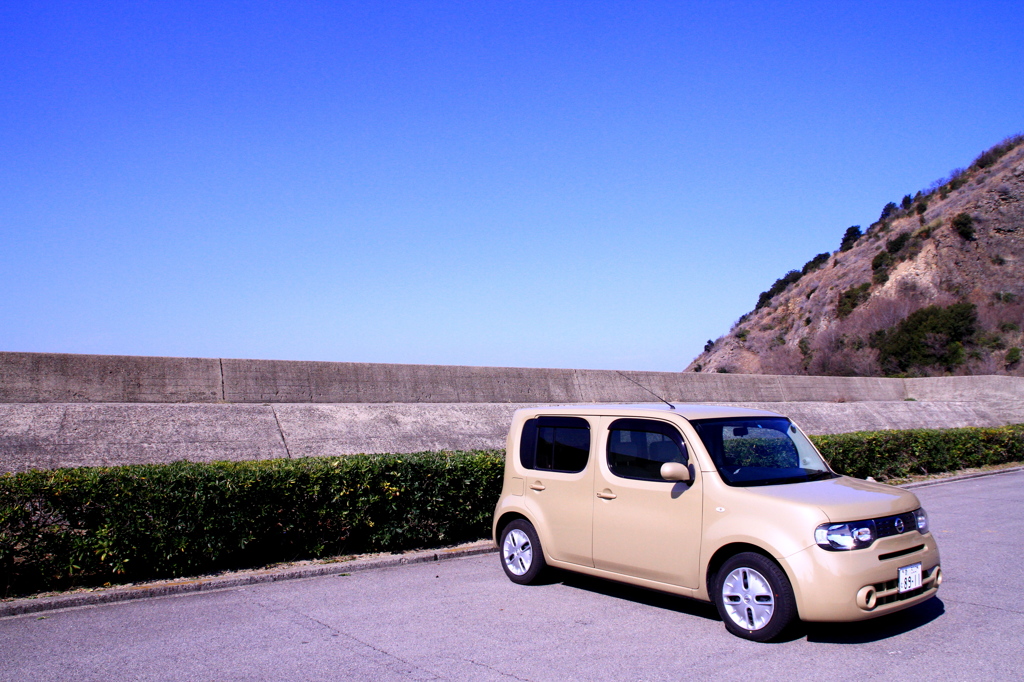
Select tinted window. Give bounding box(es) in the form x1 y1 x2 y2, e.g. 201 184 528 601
691 417 835 487
607 418 688 481
520 417 590 473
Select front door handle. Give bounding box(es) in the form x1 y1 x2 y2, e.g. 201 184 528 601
529 482 547 491
596 489 617 500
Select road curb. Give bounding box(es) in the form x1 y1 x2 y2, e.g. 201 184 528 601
0 540 498 619
900 465 1024 489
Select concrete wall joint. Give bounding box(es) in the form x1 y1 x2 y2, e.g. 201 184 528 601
271 406 293 459
218 358 226 402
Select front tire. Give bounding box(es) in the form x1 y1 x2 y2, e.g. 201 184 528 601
499 519 547 584
714 552 797 642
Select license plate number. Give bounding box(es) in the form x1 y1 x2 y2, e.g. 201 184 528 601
898 563 922 593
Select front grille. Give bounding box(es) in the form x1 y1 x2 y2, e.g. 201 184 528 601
875 512 919 539
873 565 938 606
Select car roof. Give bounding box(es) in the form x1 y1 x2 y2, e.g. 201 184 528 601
515 403 786 421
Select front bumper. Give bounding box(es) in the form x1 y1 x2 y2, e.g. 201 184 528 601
785 530 941 622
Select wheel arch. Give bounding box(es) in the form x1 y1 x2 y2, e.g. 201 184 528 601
493 511 529 545
704 542 793 600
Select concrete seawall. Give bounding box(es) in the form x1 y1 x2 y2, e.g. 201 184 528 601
3 400 1023 474
2 352 1023 472
4 350 1024 404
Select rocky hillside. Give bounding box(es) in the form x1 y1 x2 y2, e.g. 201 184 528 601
688 135 1024 377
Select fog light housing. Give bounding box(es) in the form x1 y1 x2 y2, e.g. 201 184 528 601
856 585 877 610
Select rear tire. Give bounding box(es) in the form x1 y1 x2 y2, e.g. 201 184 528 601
714 552 797 642
499 519 546 585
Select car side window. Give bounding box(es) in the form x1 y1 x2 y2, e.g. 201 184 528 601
607 418 688 481
520 417 590 473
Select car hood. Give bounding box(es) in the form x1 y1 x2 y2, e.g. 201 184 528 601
746 475 919 522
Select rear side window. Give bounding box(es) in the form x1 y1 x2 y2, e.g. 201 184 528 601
607 418 688 481
520 417 590 473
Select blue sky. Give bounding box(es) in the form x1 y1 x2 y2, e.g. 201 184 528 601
2 1 1022 371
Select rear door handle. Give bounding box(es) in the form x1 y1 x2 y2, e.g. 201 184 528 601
529 482 547 491
596 490 617 500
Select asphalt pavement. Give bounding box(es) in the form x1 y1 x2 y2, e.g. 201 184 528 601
2 470 1022 681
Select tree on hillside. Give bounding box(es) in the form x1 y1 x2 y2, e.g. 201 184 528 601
839 225 862 252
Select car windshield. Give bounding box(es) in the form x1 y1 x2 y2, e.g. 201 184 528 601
690 417 836 487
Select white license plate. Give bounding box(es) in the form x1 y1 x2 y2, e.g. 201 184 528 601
898 563 923 593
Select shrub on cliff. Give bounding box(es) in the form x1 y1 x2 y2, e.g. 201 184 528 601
756 270 803 310
952 212 975 240
972 134 1024 170
801 252 830 275
837 283 871 318
870 302 977 374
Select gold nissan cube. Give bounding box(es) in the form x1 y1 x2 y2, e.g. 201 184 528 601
492 404 941 641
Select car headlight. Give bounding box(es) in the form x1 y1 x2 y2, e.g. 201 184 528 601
814 519 877 551
913 507 929 534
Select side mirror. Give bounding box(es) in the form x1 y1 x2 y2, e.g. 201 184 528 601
661 461 691 482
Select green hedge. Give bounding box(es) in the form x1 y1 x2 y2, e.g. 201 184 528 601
812 424 1024 481
0 451 503 598
3 424 1023 598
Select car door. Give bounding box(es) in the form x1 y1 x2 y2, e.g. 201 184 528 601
591 416 703 588
520 416 595 567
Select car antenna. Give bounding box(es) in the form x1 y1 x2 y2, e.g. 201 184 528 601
615 371 675 410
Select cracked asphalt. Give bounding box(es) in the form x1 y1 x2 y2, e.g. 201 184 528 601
2 470 1021 681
